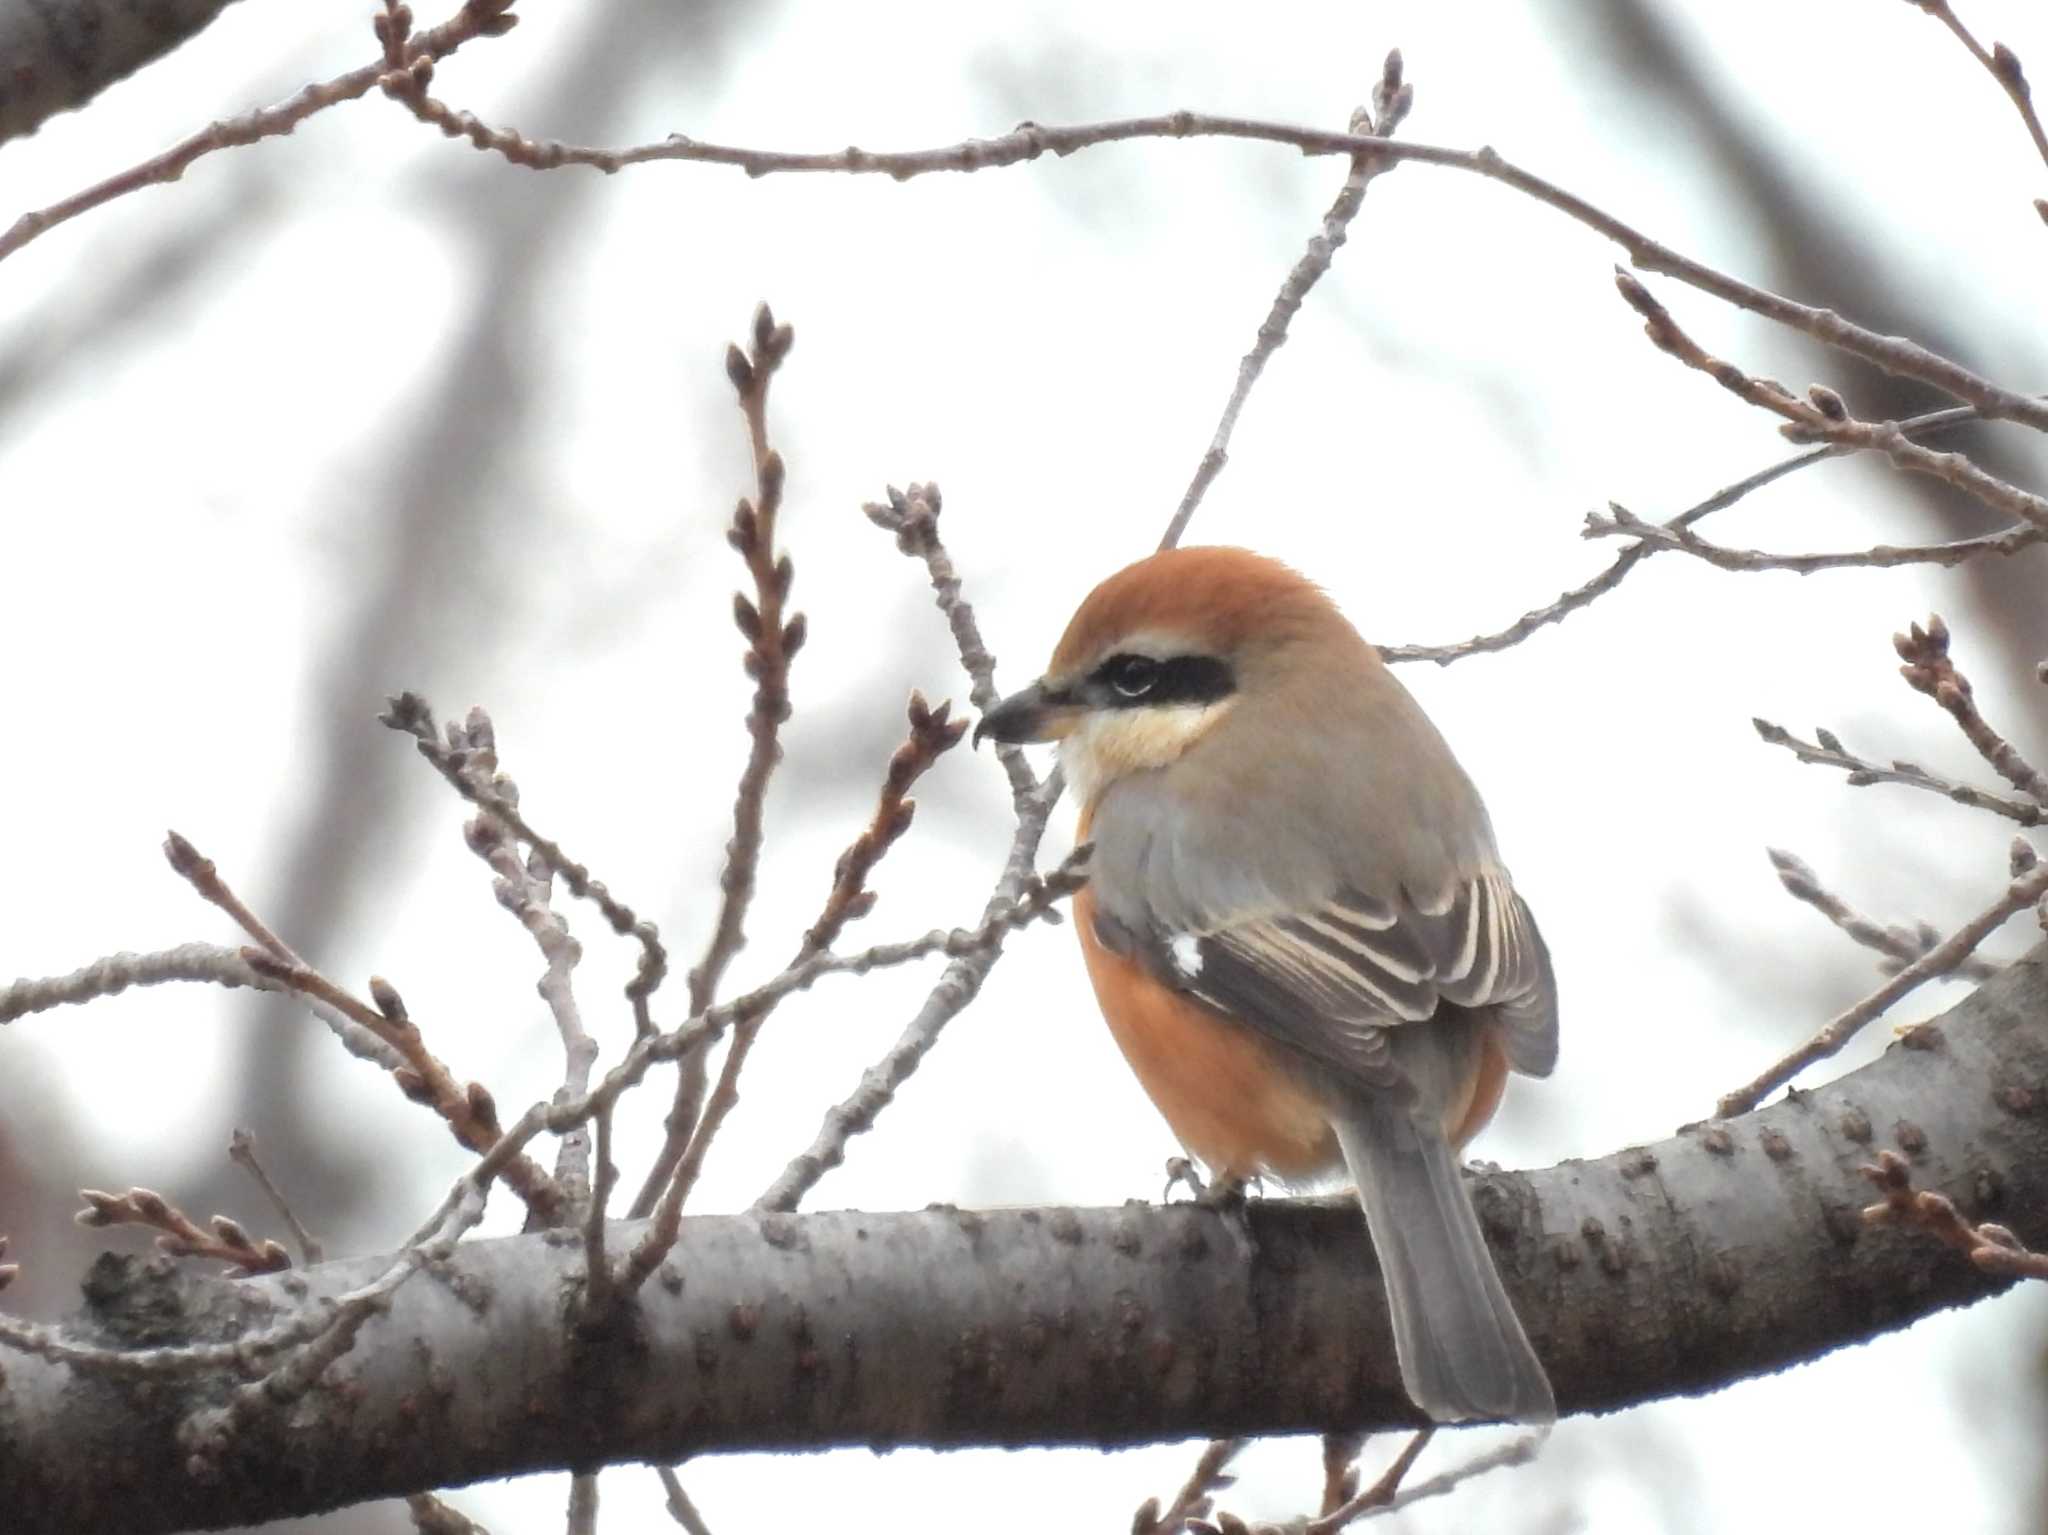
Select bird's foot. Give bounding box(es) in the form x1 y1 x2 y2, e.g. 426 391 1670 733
1162 1157 1259 1261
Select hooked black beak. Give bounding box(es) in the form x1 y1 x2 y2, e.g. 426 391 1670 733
973 679 1081 748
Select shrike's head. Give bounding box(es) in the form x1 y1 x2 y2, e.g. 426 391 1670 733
975 546 1375 802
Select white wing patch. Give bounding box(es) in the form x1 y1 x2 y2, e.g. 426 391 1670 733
1169 931 1205 978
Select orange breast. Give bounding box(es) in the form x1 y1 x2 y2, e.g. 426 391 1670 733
1445 1027 1509 1150
1073 882 1339 1180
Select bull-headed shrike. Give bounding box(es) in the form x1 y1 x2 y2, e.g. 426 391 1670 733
977 545 1557 1424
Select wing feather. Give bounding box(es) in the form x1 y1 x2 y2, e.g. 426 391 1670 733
1114 870 1558 1092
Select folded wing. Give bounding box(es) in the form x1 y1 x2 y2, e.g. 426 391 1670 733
1106 871 1557 1093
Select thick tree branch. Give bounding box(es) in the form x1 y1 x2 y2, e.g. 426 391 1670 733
5 946 2044 1534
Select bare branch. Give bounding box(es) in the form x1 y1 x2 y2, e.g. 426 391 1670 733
440 710 597 1205
6 944 2047 1528
1161 53 1410 552
864 484 1040 806
624 694 968 1283
382 693 669 1035
238 952 565 1223
408 1492 493 1534
581 1103 617 1314
0 939 410 1069
1317 1432 1368 1519
202 103 2048 435
1585 502 2042 573
1294 1427 1435 1533
1752 718 2047 827
1613 270 2048 532
631 306 801 1222
1912 0 2048 182
1134 1438 1243 1535
686 303 801 1014
566 1472 598 1535
1718 851 2048 1117
74 1185 290 1276
1894 615 2048 806
5 941 248 1020
0 0 518 264
1862 1147 2048 1282
162 830 298 962
1766 849 1998 982
1385 404 2005 665
737 481 1083 1215
1300 1432 1539 1532
0 1179 487 1381
656 1468 715 1535
229 1129 324 1266
752 811 1083 1213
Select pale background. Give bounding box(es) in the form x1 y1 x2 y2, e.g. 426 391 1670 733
4 1 2048 1530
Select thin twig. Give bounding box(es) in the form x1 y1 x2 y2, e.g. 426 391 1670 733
1161 54 1411 551
1384 404 1999 665
177 1183 490 1477
1135 1437 1244 1535
1585 503 2041 573
753 793 1081 1213
1718 852 2048 1117
0 0 518 265
1752 719 2046 827
0 1177 488 1379
437 708 598 1208
229 1129 324 1265
1894 615 2048 806
165 826 568 1219
407 1492 493 1533
863 484 1039 807
13 34 2048 439
1912 0 2048 180
631 306 801 1221
74 1185 290 1275
163 830 298 962
1766 850 1998 983
581 1103 617 1314
0 937 407 1067
685 304 802 1012
752 479 1081 1214
277 103 2048 435
381 693 670 1035
1319 1432 1368 1518
1862 1148 2048 1282
1298 1431 1540 1532
238 951 565 1222
745 806 1081 1211
566 1472 598 1535
624 695 967 1280
656 1467 716 1535
1296 1428 1435 1533
0 858 1089 1378
1613 270 2048 533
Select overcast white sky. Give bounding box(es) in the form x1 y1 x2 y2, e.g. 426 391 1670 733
5 1 2048 1530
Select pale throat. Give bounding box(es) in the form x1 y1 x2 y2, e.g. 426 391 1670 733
1059 698 1237 802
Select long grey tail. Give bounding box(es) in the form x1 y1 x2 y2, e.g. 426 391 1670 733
1333 1106 1554 1424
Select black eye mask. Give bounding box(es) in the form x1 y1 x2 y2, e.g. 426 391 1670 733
1090 652 1236 708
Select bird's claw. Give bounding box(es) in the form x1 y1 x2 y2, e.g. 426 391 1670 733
1162 1156 1259 1261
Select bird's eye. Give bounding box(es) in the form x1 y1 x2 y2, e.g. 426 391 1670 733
1104 654 1161 699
